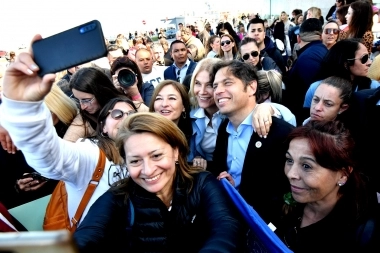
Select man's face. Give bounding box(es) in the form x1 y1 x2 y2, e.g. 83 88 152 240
152 46 165 62
170 43 188 65
205 23 211 32
212 67 256 118
107 49 123 66
135 50 153 74
179 24 183 30
247 23 265 46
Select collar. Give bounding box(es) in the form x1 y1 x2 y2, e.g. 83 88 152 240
174 59 190 70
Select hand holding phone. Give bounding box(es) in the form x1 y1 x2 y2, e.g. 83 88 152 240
17 172 49 192
1 20 107 102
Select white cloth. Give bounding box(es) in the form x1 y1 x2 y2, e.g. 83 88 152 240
0 97 123 226
142 66 166 88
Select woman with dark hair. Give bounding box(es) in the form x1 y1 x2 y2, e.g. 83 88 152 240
216 22 241 45
73 113 244 252
303 39 379 112
205 35 220 58
303 76 352 125
0 44 140 228
68 67 126 139
218 34 238 61
276 120 379 252
336 4 350 30
340 0 374 53
149 80 192 145
110 55 153 106
326 0 345 21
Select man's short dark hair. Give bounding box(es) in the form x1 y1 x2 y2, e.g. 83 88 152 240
211 60 258 88
169 40 186 52
247 17 265 32
299 18 322 34
179 23 183 26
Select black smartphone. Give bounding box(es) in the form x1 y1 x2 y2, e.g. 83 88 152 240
32 20 107 76
20 172 49 182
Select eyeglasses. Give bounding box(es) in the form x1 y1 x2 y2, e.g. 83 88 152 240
70 95 95 106
324 28 339 35
242 50 259 61
108 164 128 186
108 109 136 120
221 40 232 46
347 53 369 65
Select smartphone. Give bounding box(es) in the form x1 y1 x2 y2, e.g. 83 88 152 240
0 230 78 253
32 20 107 76
20 172 49 182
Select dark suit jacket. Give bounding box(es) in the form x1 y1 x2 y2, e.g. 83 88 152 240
164 61 197 82
210 116 294 225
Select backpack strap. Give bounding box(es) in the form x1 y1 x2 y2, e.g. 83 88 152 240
70 149 106 231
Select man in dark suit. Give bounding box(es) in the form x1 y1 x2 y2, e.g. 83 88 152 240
210 60 294 225
164 40 197 83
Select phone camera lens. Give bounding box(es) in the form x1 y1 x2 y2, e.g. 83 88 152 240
117 69 136 88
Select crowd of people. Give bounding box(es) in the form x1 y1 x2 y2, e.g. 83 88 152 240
0 0 380 252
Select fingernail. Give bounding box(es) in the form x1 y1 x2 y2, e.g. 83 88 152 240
30 64 38 70
27 69 34 75
259 135 263 138
264 135 267 139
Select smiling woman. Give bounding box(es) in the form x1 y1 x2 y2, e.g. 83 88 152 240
73 113 244 252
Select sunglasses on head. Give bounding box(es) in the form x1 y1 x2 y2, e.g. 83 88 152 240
324 28 339 35
108 109 136 120
242 50 259 61
347 53 369 65
221 40 232 46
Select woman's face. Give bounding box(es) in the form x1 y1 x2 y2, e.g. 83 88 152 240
102 102 135 140
310 83 346 122
322 23 339 49
281 13 287 21
285 138 345 204
72 89 101 114
307 10 313 19
336 0 343 7
220 36 234 52
297 15 304 24
240 42 260 66
112 67 138 91
193 70 216 109
153 84 185 125
345 7 353 26
124 132 178 201
349 43 372 77
211 38 221 52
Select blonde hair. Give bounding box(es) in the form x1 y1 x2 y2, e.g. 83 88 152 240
308 7 322 19
44 84 78 125
256 70 283 103
189 58 222 108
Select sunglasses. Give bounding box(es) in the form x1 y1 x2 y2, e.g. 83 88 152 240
221 40 232 46
324 28 339 35
242 50 259 61
108 109 136 120
347 53 369 65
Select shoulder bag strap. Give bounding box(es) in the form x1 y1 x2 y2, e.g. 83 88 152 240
70 149 106 231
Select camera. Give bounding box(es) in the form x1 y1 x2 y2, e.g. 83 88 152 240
117 69 137 88
20 172 49 182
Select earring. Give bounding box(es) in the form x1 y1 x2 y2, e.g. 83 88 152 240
175 161 179 165
101 132 109 137
337 182 345 186
182 111 186 119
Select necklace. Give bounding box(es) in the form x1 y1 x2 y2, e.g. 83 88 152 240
168 200 173 211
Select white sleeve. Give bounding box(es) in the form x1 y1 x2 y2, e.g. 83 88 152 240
269 102 297 127
0 96 97 185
